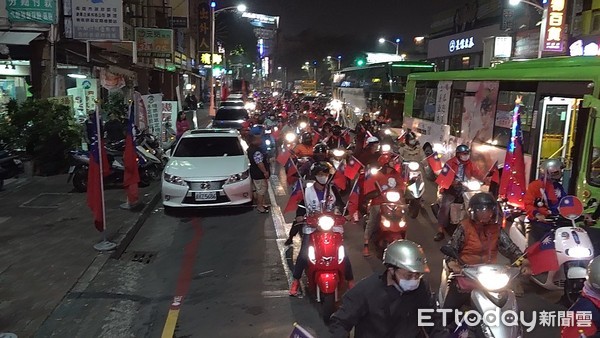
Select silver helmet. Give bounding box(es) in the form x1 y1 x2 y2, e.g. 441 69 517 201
383 240 430 273
540 158 563 181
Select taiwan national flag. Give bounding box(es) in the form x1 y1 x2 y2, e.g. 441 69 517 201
286 160 299 185
426 152 443 174
277 148 292 166
284 180 304 213
289 323 315 338
346 181 361 215
86 109 110 232
526 232 559 275
498 100 527 209
344 156 364 180
124 103 140 191
342 130 352 146
558 196 584 219
333 164 347 190
435 164 456 190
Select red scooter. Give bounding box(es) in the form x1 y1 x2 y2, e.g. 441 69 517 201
373 189 408 258
304 212 347 322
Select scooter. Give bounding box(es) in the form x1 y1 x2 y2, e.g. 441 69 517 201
0 146 23 190
373 189 408 259
508 195 594 304
432 180 484 233
438 245 523 338
302 212 347 323
403 161 425 219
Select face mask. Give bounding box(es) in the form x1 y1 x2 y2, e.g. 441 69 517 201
408 139 416 146
398 278 420 291
459 154 470 162
316 175 328 184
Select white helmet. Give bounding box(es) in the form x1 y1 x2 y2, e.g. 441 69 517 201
366 136 379 144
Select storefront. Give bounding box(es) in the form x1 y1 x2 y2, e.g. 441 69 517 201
427 24 507 71
0 59 30 113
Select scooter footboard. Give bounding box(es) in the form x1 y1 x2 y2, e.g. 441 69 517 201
470 289 521 338
316 271 339 294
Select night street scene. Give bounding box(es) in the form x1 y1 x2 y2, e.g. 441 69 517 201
2 0 600 337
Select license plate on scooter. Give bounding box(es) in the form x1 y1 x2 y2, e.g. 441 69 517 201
195 192 217 201
68 166 75 174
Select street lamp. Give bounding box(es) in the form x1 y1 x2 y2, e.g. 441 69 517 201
378 37 400 55
509 0 543 10
337 55 342 69
508 0 545 59
209 2 247 116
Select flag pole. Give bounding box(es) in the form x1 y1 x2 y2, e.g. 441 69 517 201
93 100 116 251
343 178 358 216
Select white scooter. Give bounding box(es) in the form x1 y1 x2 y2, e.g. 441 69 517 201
432 180 485 231
508 195 594 304
439 245 523 338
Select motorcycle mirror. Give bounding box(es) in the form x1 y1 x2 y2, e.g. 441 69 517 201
422 142 433 156
440 245 459 259
558 195 584 220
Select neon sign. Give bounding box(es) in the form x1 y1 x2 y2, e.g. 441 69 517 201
448 37 475 53
543 0 566 52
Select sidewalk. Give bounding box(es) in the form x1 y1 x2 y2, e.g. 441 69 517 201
0 174 160 337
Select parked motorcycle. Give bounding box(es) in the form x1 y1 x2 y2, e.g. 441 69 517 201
136 128 167 174
0 146 23 190
439 245 523 338
403 161 425 218
508 195 594 304
303 212 347 322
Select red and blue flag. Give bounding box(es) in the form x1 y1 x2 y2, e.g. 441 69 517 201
346 181 361 215
558 196 583 219
284 180 304 213
498 100 527 209
333 162 347 191
124 103 141 204
526 232 559 275
289 323 315 338
344 156 363 180
426 152 443 174
277 148 292 166
435 164 455 190
86 109 110 232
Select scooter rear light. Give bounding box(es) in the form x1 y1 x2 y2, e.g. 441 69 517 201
308 245 316 264
338 246 345 264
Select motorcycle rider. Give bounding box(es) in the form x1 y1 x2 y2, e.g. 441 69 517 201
357 136 382 168
355 113 374 153
363 154 402 257
561 257 600 337
289 161 354 296
292 132 315 158
399 131 425 162
329 240 447 338
434 144 487 241
326 125 349 149
523 158 568 245
442 193 530 331
298 143 330 180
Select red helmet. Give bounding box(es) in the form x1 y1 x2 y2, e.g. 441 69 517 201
378 154 392 167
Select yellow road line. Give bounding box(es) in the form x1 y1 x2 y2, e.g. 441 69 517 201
161 308 180 338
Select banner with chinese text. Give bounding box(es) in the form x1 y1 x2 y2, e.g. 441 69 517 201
136 28 174 59
72 0 123 40
6 0 57 24
142 94 163 137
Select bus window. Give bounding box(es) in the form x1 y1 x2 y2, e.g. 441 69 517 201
449 91 464 137
492 91 535 150
588 113 600 187
412 81 437 121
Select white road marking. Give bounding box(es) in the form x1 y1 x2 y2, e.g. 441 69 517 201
267 181 292 287
261 290 292 298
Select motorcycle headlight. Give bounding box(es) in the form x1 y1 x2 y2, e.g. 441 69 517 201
308 245 316 264
265 139 271 146
299 122 307 129
473 266 510 291
369 167 379 176
385 191 401 203
164 172 186 186
332 149 345 157
467 180 482 191
338 246 345 264
285 133 296 142
381 144 391 152
318 215 335 231
399 220 406 228
384 129 392 135
383 219 391 228
225 169 250 185
408 161 420 171
567 247 592 258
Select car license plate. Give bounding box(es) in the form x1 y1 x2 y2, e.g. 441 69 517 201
195 191 217 201
68 166 75 174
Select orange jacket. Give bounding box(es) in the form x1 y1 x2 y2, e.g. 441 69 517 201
523 179 566 219
293 144 313 158
459 218 501 265
440 156 485 192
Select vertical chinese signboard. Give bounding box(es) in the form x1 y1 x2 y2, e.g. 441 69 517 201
198 2 211 53
72 0 123 40
6 0 57 24
543 0 567 52
135 28 174 59
142 94 163 137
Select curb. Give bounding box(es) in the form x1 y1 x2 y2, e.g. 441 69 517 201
110 189 162 260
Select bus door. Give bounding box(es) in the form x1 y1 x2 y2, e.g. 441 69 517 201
536 97 579 191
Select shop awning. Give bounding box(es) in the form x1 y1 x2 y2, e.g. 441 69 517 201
0 32 41 45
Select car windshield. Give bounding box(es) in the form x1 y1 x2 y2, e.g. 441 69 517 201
173 136 244 157
215 108 247 121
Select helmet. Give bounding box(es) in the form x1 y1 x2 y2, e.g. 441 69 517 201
468 193 498 225
378 154 392 167
310 161 334 176
540 158 563 181
456 144 470 154
332 125 343 136
363 113 370 120
250 125 263 135
300 132 312 145
587 257 600 290
322 122 332 131
383 240 430 273
313 143 329 154
405 131 417 146
366 136 379 145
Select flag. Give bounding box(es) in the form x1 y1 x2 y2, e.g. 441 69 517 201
342 130 351 146
363 168 379 195
277 148 292 166
286 160 299 185
289 323 315 338
333 163 347 190
344 156 364 180
558 196 584 219
526 232 559 275
221 82 230 101
312 133 320 146
284 180 304 213
124 103 141 205
435 164 456 190
426 152 443 173
87 107 110 232
346 180 361 215
498 99 527 209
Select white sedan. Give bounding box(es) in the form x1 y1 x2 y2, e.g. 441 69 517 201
162 129 252 208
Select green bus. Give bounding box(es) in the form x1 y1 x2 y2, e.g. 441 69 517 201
402 56 600 207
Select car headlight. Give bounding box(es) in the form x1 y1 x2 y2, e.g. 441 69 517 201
308 245 316 264
285 133 296 142
332 149 345 157
338 246 345 264
318 215 335 231
567 247 592 258
474 266 510 291
466 180 482 191
408 161 420 171
385 191 401 203
381 144 391 152
163 172 186 186
225 169 250 185
382 219 391 228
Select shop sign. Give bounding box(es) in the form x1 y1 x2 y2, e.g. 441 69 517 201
75 78 98 114
67 87 85 118
543 0 567 52
72 0 123 41
48 96 75 116
162 101 178 141
569 40 600 56
198 2 211 52
174 52 182 67
494 36 513 58
170 0 189 28
6 0 56 24
200 53 223 65
449 37 475 53
136 28 174 59
427 24 503 59
142 94 163 137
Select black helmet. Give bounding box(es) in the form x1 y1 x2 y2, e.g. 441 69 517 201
301 132 313 145
322 122 332 131
363 113 370 120
468 193 498 225
310 161 334 176
313 143 329 154
405 131 417 145
456 144 470 154
332 125 342 136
